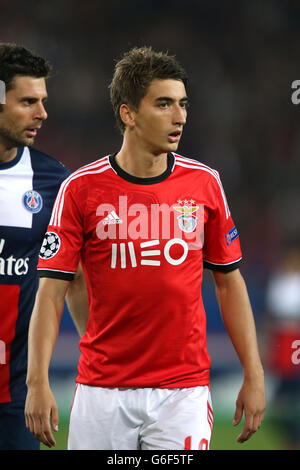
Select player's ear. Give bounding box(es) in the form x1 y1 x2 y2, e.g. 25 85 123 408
119 104 136 129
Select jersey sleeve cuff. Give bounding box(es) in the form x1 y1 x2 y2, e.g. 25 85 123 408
38 269 75 281
203 258 242 272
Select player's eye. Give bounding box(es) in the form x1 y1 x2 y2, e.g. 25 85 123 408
180 101 189 109
22 98 36 106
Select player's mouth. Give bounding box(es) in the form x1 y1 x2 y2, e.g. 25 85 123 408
25 126 41 138
168 130 182 143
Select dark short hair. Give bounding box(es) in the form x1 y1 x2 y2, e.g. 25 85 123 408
109 46 188 134
0 42 52 93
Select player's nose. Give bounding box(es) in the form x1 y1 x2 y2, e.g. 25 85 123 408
35 102 48 121
172 104 186 126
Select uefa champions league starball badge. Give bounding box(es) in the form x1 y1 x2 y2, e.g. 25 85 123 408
39 232 61 259
173 199 199 233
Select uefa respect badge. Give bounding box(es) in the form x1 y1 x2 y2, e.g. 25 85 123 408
0 80 5 104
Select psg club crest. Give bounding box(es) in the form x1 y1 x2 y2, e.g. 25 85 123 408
23 190 43 213
39 232 61 260
173 199 199 233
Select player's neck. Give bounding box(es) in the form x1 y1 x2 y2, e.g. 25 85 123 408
116 139 168 179
0 141 18 164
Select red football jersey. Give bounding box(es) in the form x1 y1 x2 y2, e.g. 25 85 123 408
38 153 242 388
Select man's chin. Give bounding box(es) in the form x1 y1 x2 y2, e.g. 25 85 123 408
24 137 35 146
13 136 35 148
160 142 180 153
167 142 180 153
0 133 35 149
150 141 180 156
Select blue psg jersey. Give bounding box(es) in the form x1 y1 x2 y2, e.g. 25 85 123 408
0 146 69 403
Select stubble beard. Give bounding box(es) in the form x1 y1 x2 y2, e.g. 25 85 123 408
0 124 34 148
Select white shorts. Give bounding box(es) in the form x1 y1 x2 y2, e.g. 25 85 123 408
68 384 213 450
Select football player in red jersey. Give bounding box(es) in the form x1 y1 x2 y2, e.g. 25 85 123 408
25 47 266 450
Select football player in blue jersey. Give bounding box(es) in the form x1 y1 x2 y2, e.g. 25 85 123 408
0 42 88 450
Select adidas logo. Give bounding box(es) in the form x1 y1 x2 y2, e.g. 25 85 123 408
102 211 123 225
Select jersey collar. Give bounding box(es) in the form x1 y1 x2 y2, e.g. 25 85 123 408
0 147 24 170
109 153 175 185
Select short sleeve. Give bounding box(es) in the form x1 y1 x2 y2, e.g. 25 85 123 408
203 173 242 272
37 177 84 280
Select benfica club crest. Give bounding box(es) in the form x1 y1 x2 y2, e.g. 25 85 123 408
173 199 199 233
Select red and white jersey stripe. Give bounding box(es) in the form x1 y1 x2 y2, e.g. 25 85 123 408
174 154 231 219
50 156 111 227
207 400 214 432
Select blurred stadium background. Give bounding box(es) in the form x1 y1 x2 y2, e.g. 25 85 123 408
1 0 300 450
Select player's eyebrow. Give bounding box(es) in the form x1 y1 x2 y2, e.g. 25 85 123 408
20 96 48 103
155 96 189 105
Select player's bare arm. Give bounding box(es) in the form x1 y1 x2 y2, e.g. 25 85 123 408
66 263 89 337
212 268 266 443
25 277 70 448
